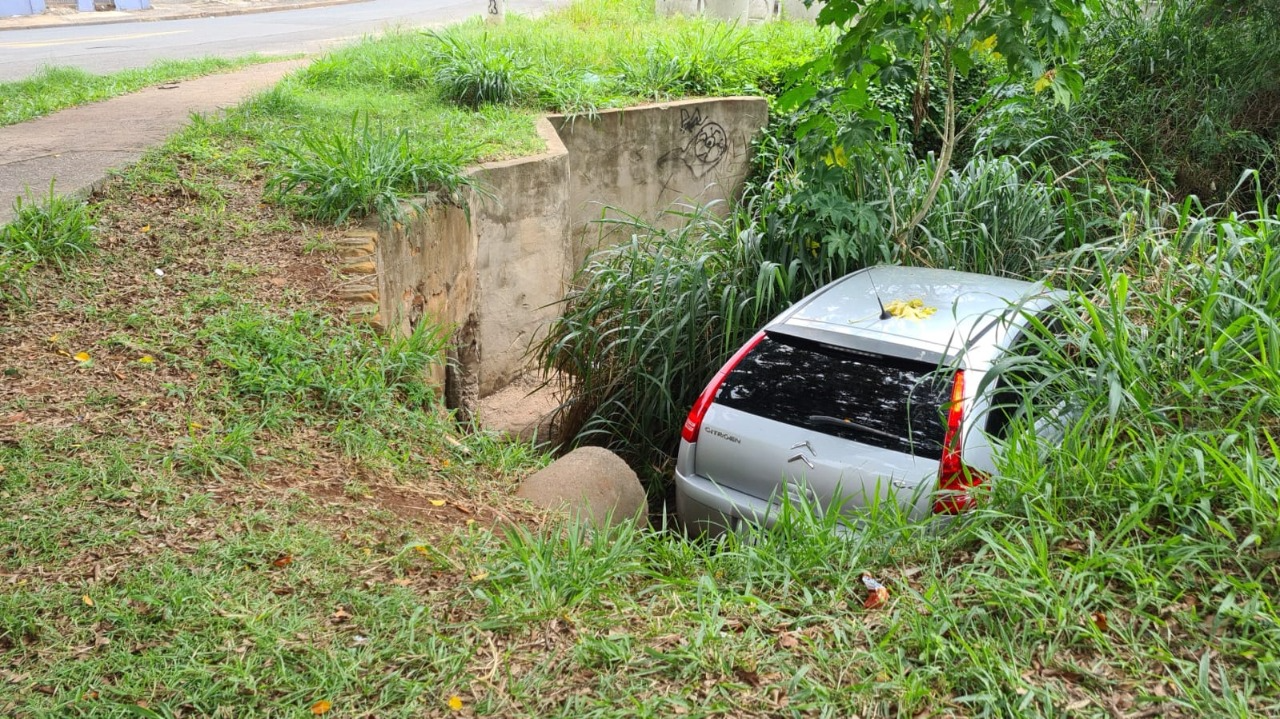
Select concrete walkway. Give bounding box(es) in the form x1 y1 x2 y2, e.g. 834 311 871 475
0 58 304 224
0 0 343 223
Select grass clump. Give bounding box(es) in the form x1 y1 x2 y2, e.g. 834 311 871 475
265 113 475 223
0 182 94 269
429 31 530 108
200 307 446 429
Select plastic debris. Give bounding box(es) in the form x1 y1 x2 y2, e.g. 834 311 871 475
885 298 937 320
861 572 890 609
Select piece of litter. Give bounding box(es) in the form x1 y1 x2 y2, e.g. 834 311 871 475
154 269 165 277
861 572 890 609
884 298 937 320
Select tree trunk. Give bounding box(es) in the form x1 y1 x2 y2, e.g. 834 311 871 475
895 60 956 256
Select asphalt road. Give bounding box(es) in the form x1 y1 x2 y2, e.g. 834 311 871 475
0 0 557 82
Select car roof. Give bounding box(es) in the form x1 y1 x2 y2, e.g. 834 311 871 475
772 266 1056 363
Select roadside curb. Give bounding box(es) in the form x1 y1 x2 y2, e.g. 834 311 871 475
0 0 371 32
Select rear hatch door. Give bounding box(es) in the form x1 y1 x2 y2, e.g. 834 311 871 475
692 331 951 518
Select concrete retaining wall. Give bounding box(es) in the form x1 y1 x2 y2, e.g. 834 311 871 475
655 0 820 22
470 120 572 397
337 97 768 413
0 0 47 15
550 98 768 272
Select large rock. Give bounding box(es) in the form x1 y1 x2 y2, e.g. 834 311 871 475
516 447 648 528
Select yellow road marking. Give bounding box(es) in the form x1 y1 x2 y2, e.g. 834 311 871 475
0 29 188 49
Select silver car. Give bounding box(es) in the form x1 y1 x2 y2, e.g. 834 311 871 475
674 266 1064 536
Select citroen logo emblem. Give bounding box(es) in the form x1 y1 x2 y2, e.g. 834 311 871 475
787 440 816 469
789 440 815 455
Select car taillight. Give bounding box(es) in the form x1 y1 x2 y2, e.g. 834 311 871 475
681 330 767 444
934 369 989 514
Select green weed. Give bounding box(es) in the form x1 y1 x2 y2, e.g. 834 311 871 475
1 181 94 269
429 30 530 108
199 307 447 430
264 113 474 223
0 251 31 305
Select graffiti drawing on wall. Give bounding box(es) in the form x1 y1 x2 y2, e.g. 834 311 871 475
488 0 499 15
661 108 730 180
680 107 703 133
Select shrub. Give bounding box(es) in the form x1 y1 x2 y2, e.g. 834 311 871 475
977 0 1280 203
264 113 473 223
0 182 94 269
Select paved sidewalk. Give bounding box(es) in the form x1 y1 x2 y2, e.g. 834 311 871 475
0 0 365 31
0 58 304 224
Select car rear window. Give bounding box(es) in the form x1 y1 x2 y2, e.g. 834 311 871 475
715 332 951 459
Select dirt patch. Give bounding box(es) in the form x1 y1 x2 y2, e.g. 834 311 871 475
475 371 566 445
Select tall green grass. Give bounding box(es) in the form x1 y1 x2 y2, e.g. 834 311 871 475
536 206 797 478
264 113 475 223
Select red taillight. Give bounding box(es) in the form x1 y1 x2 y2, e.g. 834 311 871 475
934 369 989 514
682 330 767 443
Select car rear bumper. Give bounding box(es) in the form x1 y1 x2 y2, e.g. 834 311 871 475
674 467 772 538
675 466 959 538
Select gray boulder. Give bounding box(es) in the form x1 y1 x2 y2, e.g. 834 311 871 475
516 447 648 528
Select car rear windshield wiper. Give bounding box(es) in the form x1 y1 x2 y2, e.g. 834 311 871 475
807 415 899 441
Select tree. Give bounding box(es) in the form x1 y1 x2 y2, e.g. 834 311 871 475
783 0 1099 249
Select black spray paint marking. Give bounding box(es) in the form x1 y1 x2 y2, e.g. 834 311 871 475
680 108 703 134
660 111 731 180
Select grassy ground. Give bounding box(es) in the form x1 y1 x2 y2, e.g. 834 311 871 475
0 104 552 717
2 0 1279 717
0 56 290 127
253 0 826 219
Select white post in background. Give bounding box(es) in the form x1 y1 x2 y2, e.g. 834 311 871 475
486 0 504 24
